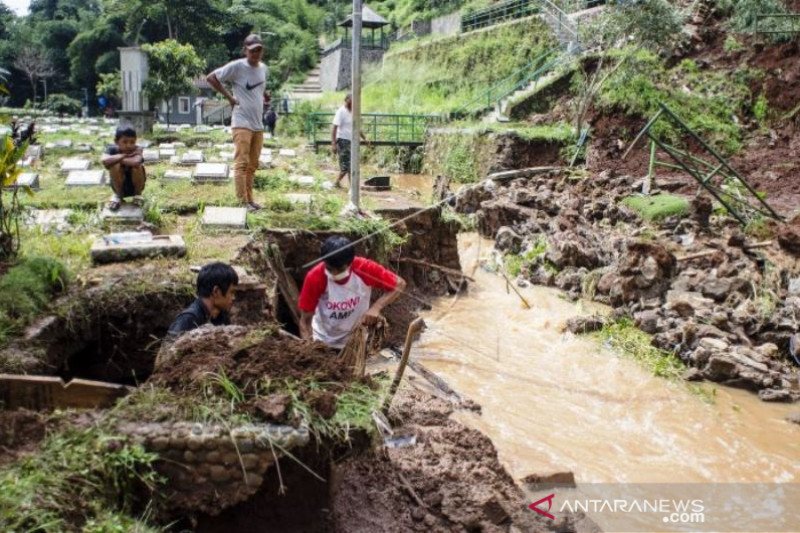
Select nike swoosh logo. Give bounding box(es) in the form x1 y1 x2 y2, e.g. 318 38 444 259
246 81 264 91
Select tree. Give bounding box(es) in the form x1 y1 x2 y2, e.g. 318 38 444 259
46 93 82 115
0 133 29 260
96 71 121 105
141 40 204 126
13 48 55 105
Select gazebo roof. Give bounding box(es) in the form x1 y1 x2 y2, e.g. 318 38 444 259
339 5 389 28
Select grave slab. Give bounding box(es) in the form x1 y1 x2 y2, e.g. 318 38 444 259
25 145 44 160
278 148 297 158
258 154 272 169
163 169 193 180
194 163 229 183
169 155 180 165
181 150 205 164
219 151 235 162
284 193 312 204
55 139 73 148
160 148 176 158
288 175 316 187
202 207 247 229
194 125 211 133
66 170 106 187
142 149 160 162
29 209 73 232
6 172 40 190
60 158 91 172
101 204 144 225
137 140 152 149
91 233 187 264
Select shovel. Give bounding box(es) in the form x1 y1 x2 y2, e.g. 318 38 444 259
381 317 425 414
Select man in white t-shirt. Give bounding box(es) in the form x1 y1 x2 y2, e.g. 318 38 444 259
331 94 369 188
298 235 406 349
207 34 268 211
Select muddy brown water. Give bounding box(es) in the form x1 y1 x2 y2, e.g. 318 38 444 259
414 234 799 487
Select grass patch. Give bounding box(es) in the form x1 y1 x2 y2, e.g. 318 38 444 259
0 256 68 345
596 318 686 379
621 193 689 221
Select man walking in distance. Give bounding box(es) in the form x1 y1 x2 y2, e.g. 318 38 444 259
207 34 268 211
331 94 369 188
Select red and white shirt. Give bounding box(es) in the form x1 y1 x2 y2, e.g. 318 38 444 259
298 257 398 348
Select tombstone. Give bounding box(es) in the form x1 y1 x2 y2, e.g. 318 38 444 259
288 175 316 187
142 149 160 162
66 170 106 187
194 125 211 133
159 147 176 158
173 142 187 148
101 203 144 226
219 151 235 162
181 150 204 164
258 154 272 169
193 163 229 183
30 209 73 232
137 140 152 149
159 143 176 150
169 155 180 165
163 169 193 181
6 172 40 190
284 193 312 205
320 181 334 191
91 232 187 264
75 143 93 153
55 139 73 148
18 157 34 168
60 158 91 173
25 145 44 161
278 148 297 158
202 207 247 229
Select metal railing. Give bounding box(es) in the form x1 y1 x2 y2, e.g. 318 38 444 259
306 112 442 146
754 13 800 35
321 34 390 56
540 0 581 47
451 49 560 117
461 0 540 32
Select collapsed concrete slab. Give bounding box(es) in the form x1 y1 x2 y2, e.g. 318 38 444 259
91 232 187 264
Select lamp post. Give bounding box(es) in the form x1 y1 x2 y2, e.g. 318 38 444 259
347 0 363 213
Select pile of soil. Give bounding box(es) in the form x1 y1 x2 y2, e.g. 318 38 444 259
149 325 363 423
0 409 46 466
330 387 597 532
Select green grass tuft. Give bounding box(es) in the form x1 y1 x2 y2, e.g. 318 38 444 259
596 318 686 379
621 194 689 221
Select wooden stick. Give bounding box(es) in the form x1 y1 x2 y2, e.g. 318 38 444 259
498 269 531 309
676 250 718 262
398 472 428 509
398 257 476 282
265 243 301 326
407 361 462 400
744 241 773 250
383 318 425 413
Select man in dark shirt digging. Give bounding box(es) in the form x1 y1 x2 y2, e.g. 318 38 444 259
168 262 239 338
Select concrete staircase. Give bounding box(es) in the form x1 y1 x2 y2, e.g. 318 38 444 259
290 66 322 100
485 68 563 123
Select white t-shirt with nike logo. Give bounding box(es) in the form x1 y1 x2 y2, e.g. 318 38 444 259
212 58 268 131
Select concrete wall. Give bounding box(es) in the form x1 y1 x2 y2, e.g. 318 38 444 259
119 47 149 113
321 46 386 92
431 12 461 36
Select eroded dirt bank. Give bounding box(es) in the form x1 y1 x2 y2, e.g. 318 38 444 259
457 168 800 402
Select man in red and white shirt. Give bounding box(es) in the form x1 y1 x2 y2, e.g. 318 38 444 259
298 236 406 349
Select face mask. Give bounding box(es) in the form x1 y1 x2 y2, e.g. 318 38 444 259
326 267 350 282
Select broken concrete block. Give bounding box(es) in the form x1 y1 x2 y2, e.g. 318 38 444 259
202 207 247 229
91 232 187 264
163 169 193 181
101 204 144 226
66 170 106 187
278 148 296 158
28 209 72 232
60 158 91 173
181 150 204 164
5 172 40 190
194 163 229 183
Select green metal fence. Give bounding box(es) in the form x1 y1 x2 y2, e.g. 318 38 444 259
306 112 442 146
451 49 560 117
461 0 539 33
754 13 800 36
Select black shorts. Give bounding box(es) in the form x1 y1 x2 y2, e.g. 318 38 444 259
337 138 351 173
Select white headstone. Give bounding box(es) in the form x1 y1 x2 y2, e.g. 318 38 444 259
142 149 160 162
169 155 180 165
8 172 40 190
181 150 204 164
136 140 152 149
25 145 44 160
60 159 91 172
55 139 73 148
258 154 272 169
219 151 235 162
164 169 193 180
159 147 176 158
194 163 229 182
194 125 211 133
101 203 144 225
202 206 247 229
30 209 72 232
288 175 316 187
279 148 297 158
285 193 312 205
66 170 106 186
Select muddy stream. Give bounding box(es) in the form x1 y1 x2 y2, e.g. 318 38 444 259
410 234 799 528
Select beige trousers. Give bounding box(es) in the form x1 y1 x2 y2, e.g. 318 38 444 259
232 128 263 203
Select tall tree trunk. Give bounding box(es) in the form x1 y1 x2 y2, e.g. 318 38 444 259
166 14 173 40
29 74 37 105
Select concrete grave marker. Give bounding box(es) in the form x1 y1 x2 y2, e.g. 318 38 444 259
181 150 204 164
288 175 316 187
284 193 312 205
159 147 176 158
163 169 193 180
60 158 91 173
66 170 106 187
25 144 44 160
278 148 297 158
258 154 272 168
194 125 211 133
169 155 180 165
173 142 187 148
91 232 187 264
30 209 73 232
202 207 247 229
6 172 40 190
219 151 235 162
142 149 160 162
194 163 229 183
55 139 73 148
137 140 152 149
101 203 144 225
75 143 93 153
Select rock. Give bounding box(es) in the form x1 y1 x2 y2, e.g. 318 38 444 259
727 230 746 248
565 316 606 334
786 413 800 425
682 367 704 381
759 389 793 402
634 310 659 334
701 278 732 303
495 226 523 253
209 465 230 483
699 337 728 352
690 195 713 227
555 269 583 292
755 343 780 359
702 355 738 381
482 499 511 525
522 471 576 488
666 290 714 313
777 226 800 256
